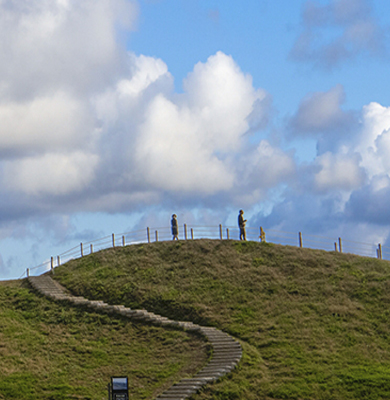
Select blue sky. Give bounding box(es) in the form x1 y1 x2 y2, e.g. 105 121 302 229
1 0 390 279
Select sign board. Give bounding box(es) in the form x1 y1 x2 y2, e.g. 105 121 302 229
109 377 129 400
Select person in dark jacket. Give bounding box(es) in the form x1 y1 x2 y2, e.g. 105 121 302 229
238 210 247 241
171 214 179 240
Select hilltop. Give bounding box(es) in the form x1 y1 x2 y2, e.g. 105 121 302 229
52 239 390 400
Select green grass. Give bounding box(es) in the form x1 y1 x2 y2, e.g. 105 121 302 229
0 280 207 400
52 239 390 400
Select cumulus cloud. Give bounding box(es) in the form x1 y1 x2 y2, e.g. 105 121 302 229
345 176 390 225
134 52 272 194
355 102 390 178
90 51 277 200
288 84 358 156
0 0 138 98
232 140 296 206
0 0 135 202
252 71 390 243
253 189 346 236
290 93 390 188
313 151 365 192
118 54 170 98
182 52 267 151
289 84 353 135
0 92 94 156
135 94 235 193
259 81 390 243
0 0 288 223
3 151 99 196
290 0 386 68
333 102 390 227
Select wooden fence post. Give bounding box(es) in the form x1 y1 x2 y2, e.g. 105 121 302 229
299 232 303 248
155 230 158 242
219 224 223 240
90 244 93 254
378 243 382 259
334 242 338 252
122 236 125 246
112 233 115 248
57 255 60 266
226 228 230 240
147 227 150 243
80 243 84 257
184 224 187 240
51 257 54 273
26 268 29 277
191 228 194 240
338 238 343 253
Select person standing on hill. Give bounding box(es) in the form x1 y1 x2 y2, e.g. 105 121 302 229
238 210 247 241
171 214 179 240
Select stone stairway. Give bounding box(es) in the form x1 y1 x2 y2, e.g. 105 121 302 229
28 274 242 400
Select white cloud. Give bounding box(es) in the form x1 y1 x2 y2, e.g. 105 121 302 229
182 52 268 151
253 141 295 186
1 0 384 236
263 80 390 236
291 0 385 68
240 140 295 188
0 0 136 199
232 140 296 206
344 178 390 226
0 92 94 154
93 54 173 125
355 102 390 178
134 52 271 195
135 93 235 193
375 130 390 172
117 54 170 97
0 0 284 212
313 151 365 192
3 151 99 196
0 0 138 98
289 84 352 134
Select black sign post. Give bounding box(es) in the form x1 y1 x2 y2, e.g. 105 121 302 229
108 377 129 400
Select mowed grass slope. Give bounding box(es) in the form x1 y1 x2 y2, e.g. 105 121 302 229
54 239 390 400
0 280 207 400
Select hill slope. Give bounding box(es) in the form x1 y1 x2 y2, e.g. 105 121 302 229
53 239 390 400
0 280 207 400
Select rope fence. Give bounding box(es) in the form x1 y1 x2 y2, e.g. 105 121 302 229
24 224 389 278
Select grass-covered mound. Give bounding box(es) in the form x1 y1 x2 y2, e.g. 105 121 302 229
0 280 207 400
54 239 390 400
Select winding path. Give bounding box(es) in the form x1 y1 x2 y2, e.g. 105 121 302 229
28 274 242 400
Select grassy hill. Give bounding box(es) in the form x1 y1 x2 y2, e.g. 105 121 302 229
3 239 390 399
52 239 390 400
0 280 207 400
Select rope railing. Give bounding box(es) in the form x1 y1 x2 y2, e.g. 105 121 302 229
22 224 389 278
299 234 337 251
264 229 299 247
340 239 379 258
381 244 390 260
